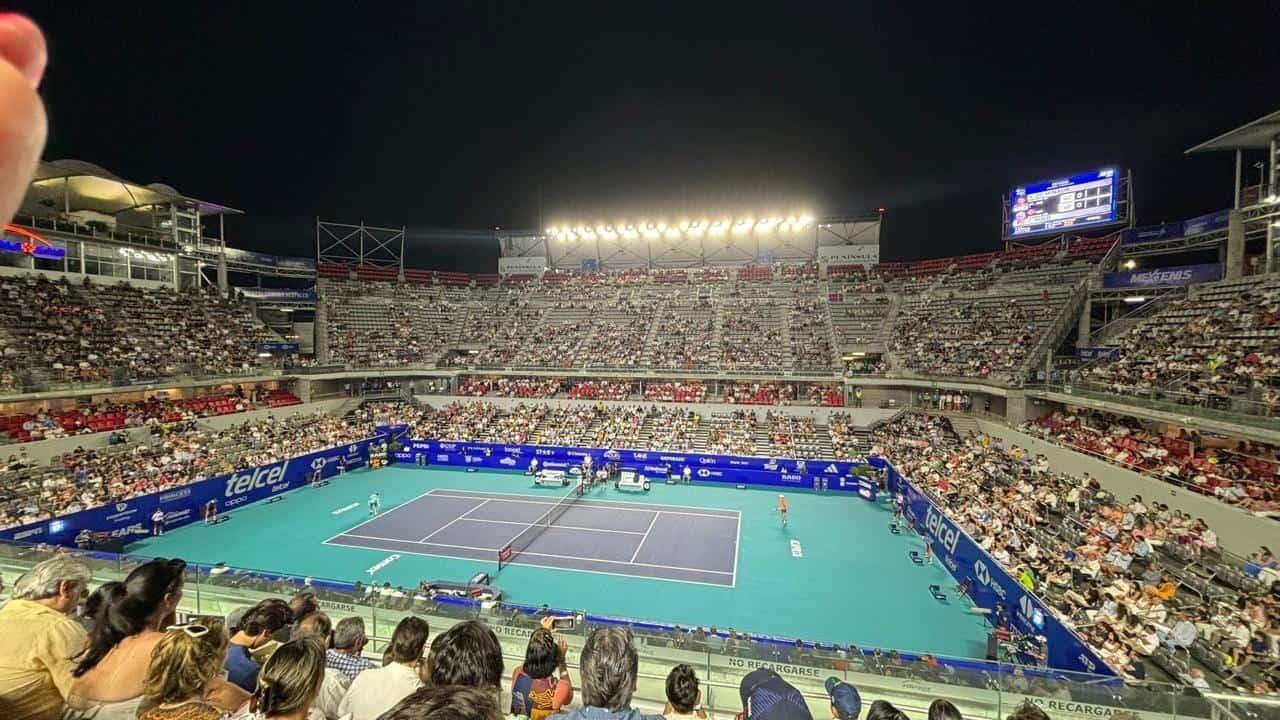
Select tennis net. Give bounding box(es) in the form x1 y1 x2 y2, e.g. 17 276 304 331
498 482 585 570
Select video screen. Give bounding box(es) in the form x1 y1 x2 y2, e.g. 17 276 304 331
1009 168 1117 237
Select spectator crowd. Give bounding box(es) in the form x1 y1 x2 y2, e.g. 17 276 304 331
872 413 1279 691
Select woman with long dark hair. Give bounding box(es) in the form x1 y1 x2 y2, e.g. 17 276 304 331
510 617 573 720
63 558 248 719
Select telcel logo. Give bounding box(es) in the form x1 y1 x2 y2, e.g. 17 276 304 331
225 462 288 497
924 508 960 555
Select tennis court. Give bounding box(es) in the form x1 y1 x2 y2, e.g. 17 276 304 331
323 487 740 586
130 466 990 658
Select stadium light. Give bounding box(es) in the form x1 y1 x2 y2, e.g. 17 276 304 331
1123 296 1147 304
1123 259 1137 270
550 208 816 242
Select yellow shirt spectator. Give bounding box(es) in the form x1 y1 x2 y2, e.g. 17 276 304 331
0 598 89 720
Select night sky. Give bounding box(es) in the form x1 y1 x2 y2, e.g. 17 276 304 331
12 2 1279 272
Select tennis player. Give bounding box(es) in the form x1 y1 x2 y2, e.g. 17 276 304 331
369 492 381 516
777 494 788 527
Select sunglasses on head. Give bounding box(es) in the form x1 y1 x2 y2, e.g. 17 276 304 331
166 623 210 638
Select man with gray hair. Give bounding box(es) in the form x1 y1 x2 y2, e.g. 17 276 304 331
326 615 377 681
293 611 351 720
0 554 92 720
562 626 663 720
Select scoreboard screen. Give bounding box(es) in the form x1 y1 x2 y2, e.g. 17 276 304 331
1009 168 1118 237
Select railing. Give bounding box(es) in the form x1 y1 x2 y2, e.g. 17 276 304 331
0 541 1235 720
0 366 286 400
8 213 181 250
1037 381 1280 433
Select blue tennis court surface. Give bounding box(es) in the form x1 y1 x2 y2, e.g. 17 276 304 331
325 488 740 586
129 466 990 659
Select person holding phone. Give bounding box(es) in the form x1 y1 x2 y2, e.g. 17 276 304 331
510 616 574 720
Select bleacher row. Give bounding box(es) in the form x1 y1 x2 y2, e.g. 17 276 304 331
321 262 1086 379
0 409 375 530
1082 274 1280 410
0 273 279 390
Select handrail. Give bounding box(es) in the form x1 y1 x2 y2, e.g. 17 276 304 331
1040 380 1280 431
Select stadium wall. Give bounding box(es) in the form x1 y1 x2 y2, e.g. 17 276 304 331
406 439 879 496
11 426 153 466
193 398 354 431
974 419 1275 554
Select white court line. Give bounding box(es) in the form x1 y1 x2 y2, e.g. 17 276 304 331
453 516 647 536
320 487 439 545
322 536 734 589
630 511 660 563
332 532 734 576
429 487 741 517
730 512 741 589
428 488 739 520
419 499 489 542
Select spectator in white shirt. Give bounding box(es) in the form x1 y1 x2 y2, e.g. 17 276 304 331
291 613 349 720
338 616 428 720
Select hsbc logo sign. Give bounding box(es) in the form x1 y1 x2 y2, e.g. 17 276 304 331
972 559 1006 599
974 560 991 586
116 503 128 512
697 468 711 478
924 508 960 556
225 461 289 497
311 457 327 471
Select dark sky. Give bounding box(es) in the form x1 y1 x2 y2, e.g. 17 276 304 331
12 1 1280 272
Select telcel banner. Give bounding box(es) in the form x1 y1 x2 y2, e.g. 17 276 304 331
874 457 1114 676
0 438 381 546
406 439 875 495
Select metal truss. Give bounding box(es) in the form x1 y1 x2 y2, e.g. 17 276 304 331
316 218 405 270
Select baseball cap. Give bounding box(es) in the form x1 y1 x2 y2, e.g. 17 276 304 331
740 668 812 720
825 677 862 720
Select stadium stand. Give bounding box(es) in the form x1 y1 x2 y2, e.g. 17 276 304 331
0 410 378 530
890 285 1074 381
1082 275 1280 412
872 413 1279 690
0 274 276 389
0 387 298 442
1022 408 1280 514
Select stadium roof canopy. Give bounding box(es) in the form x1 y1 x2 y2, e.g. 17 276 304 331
25 159 242 216
1186 108 1280 153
